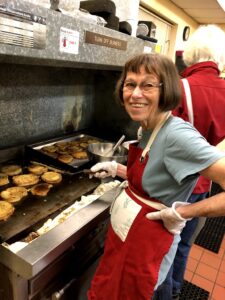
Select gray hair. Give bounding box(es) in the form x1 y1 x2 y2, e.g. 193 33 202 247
183 24 225 71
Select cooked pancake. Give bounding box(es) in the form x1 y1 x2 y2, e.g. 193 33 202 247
56 149 69 155
68 146 83 154
28 164 48 175
41 171 62 184
68 140 81 146
42 145 57 153
0 201 15 221
12 174 39 187
79 142 88 148
72 150 88 159
31 183 53 196
1 164 22 176
58 154 73 164
54 141 68 148
87 139 100 144
0 174 9 186
1 186 28 203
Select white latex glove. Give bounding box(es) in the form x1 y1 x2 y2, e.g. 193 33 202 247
146 202 192 235
90 161 118 179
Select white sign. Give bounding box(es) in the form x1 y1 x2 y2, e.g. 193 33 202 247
60 27 79 54
143 46 152 53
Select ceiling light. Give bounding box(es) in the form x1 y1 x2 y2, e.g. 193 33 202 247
217 0 225 11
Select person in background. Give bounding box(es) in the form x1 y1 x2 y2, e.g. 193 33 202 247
87 52 225 300
153 24 225 300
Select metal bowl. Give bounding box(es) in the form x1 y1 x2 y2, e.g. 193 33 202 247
87 142 128 164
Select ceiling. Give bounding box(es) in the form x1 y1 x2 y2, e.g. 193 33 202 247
170 0 225 24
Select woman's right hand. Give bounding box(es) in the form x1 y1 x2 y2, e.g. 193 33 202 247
146 202 191 235
90 161 118 178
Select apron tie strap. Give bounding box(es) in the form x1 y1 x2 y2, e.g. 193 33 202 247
140 111 171 162
128 187 167 211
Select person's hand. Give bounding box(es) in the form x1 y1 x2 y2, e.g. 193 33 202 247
90 161 118 178
146 202 191 235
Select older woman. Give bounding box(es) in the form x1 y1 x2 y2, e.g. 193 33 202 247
87 53 225 300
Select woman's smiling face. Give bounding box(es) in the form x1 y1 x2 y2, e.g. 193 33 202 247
122 66 162 128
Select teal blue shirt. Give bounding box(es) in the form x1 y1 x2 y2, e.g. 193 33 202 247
138 116 224 207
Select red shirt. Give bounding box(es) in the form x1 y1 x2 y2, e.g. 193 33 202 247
173 61 225 193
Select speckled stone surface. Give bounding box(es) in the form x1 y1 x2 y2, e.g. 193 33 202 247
0 63 96 148
0 0 155 70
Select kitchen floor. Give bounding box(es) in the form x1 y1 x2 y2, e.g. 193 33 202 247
184 235 225 300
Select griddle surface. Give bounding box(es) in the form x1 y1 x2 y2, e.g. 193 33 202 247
0 176 100 242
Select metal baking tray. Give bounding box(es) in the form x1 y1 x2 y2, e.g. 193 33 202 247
25 134 104 174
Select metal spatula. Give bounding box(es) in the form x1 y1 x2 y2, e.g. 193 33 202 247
103 135 126 157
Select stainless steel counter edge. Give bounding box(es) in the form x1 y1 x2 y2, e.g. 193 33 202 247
0 190 115 279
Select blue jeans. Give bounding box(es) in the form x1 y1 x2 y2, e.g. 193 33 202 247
152 193 208 300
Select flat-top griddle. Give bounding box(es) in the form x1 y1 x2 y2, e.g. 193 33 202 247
0 174 100 242
0 132 106 243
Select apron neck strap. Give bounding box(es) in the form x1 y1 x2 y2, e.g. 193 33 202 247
140 111 171 162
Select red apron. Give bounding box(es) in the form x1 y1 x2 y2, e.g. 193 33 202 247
88 144 174 300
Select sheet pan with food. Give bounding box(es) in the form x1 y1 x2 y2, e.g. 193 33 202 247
25 134 103 173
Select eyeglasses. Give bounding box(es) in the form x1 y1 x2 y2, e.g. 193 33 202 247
123 81 163 93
